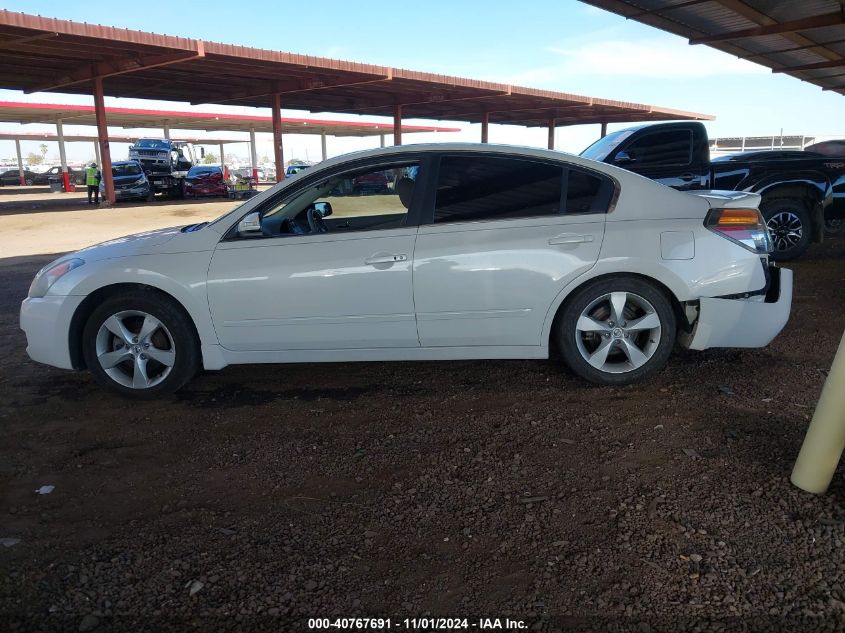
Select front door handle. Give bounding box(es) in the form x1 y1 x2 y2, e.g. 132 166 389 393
548 234 594 245
364 253 408 265
679 173 698 182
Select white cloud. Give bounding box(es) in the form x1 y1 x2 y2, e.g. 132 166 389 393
508 36 767 85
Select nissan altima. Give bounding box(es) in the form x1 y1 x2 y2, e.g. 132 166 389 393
20 144 792 397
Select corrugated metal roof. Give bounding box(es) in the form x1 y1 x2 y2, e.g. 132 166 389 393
0 9 712 128
581 0 845 95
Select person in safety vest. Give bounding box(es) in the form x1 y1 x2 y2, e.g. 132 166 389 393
85 162 101 204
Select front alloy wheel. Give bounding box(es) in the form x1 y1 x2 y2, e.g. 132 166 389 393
82 291 199 397
761 198 812 261
558 277 676 385
95 310 175 389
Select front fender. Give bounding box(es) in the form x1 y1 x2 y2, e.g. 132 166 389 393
51 252 219 347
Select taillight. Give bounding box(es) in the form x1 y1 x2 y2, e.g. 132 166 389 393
705 208 773 254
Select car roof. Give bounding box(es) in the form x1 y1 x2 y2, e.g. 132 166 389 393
312 142 626 176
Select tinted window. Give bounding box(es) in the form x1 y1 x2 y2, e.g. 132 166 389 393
434 156 562 223
622 130 692 166
112 163 142 177
188 166 221 176
566 169 605 214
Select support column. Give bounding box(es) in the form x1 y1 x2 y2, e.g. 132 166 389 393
481 112 490 144
219 142 224 165
547 117 556 150
600 122 608 138
93 140 101 167
163 122 170 140
272 93 285 183
56 118 70 192
393 104 402 146
15 139 25 185
249 127 258 184
380 134 385 148
93 76 115 205
320 132 327 161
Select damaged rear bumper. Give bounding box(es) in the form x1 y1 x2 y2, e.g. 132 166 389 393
681 267 793 351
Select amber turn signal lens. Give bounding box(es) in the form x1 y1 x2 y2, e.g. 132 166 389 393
712 209 761 226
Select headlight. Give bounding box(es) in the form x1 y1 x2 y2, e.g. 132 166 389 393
133 177 146 186
28 258 84 298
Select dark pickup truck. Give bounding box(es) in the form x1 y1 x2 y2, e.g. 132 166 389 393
581 121 845 260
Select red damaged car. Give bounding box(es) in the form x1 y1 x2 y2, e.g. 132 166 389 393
184 164 230 198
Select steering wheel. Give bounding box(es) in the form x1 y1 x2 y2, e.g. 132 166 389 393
307 207 328 234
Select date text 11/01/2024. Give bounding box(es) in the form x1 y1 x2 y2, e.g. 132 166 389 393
308 618 528 630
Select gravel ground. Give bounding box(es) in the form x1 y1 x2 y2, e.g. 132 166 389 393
1 236 844 632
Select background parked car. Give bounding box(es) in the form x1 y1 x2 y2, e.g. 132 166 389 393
0 169 37 186
581 121 845 261
32 166 85 185
99 160 152 202
184 164 231 198
285 164 311 177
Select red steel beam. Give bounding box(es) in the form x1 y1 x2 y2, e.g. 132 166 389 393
774 58 845 73
393 103 402 146
93 77 114 205
272 93 285 183
28 46 205 93
690 10 845 45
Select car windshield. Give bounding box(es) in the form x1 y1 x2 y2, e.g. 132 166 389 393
134 139 170 150
580 130 635 161
188 166 220 176
112 164 142 177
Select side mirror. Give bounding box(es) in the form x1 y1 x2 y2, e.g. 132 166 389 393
237 211 261 235
614 151 635 165
312 201 332 217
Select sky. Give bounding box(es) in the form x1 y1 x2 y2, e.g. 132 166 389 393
2 0 844 167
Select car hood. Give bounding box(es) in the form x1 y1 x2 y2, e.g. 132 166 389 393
74 226 187 261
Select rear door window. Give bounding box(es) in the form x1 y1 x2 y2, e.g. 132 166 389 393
433 156 563 223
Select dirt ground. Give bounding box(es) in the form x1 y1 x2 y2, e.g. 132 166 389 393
1 188 845 631
0 187 268 260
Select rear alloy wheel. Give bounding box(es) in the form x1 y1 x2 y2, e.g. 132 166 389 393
82 292 199 398
557 277 676 385
761 198 812 261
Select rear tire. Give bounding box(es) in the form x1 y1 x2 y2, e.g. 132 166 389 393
556 276 676 385
825 217 845 237
761 198 812 261
82 291 199 398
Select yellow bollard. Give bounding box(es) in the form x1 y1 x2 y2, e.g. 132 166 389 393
791 330 845 494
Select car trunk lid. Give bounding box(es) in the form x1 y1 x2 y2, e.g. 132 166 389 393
688 190 762 209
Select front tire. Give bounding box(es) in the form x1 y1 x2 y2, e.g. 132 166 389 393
556 277 676 385
761 198 812 261
82 291 199 398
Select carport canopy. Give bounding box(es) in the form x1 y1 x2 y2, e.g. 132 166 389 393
0 9 712 201
0 100 459 186
580 0 845 96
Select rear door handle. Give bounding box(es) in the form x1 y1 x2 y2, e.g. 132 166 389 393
364 253 408 265
548 234 594 245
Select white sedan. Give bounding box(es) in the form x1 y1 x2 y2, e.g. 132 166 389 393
20 144 792 397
